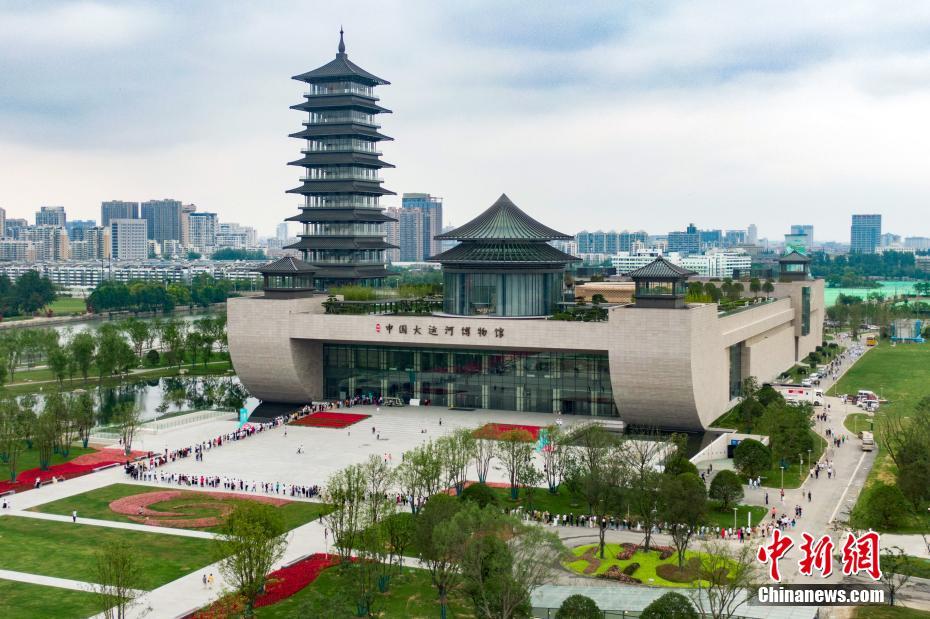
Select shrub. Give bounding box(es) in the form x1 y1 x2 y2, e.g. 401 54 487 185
709 470 744 510
622 562 640 576
459 482 500 508
615 543 638 561
144 349 161 367
641 592 698 619
854 483 912 530
555 594 600 619
598 566 641 584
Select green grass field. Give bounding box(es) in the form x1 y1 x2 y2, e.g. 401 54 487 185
0 516 218 590
31 483 332 533
856 606 930 618
0 578 109 619
828 342 930 530
844 412 873 435
0 445 95 483
45 297 88 315
755 430 827 489
705 502 767 529
255 566 474 619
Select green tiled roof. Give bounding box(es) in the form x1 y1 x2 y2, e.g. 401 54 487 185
436 194 572 241
628 256 696 279
429 241 580 265
779 249 811 263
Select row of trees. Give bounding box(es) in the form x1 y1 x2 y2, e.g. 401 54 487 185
686 278 776 305
87 275 235 314
810 250 927 283
0 271 57 317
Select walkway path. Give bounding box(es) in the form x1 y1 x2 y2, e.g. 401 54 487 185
0 568 145 597
9 510 218 540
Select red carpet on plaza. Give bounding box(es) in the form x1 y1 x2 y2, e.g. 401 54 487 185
475 422 544 441
290 410 370 429
0 449 147 494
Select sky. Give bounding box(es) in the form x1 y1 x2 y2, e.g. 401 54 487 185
2 1 930 241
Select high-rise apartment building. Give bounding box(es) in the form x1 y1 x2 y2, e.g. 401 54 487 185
401 193 442 260
851 214 882 254
619 231 648 253
189 212 218 254
0 240 35 262
141 199 183 243
905 236 930 251
747 224 758 245
276 222 290 241
180 203 196 247
66 219 97 242
36 206 66 227
0 207 5 239
85 226 110 260
788 225 814 251
22 225 69 261
101 201 139 227
667 225 700 255
5 219 27 240
110 219 148 261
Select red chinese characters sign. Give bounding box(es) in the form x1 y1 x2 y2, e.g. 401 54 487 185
757 531 882 582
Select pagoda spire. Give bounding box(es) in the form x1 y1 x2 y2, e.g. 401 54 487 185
338 27 346 54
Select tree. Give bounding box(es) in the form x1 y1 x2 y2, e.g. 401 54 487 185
494 429 536 500
437 428 475 495
733 439 771 479
73 390 96 449
473 426 497 484
762 279 775 297
663 433 699 476
162 319 188 369
214 502 288 617
49 391 78 457
416 494 465 619
541 424 567 493
620 428 668 552
691 539 761 619
93 541 143 619
563 424 626 559
114 400 143 456
460 482 500 508
0 330 24 383
120 318 150 359
0 396 30 481
555 594 600 619
69 331 96 382
642 592 698 619
46 341 69 386
660 473 707 569
749 278 761 298
322 463 367 563
855 483 911 530
396 440 444 514
12 270 56 314
709 470 744 510
879 546 914 606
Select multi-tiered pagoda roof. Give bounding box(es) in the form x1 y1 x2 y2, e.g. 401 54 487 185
285 29 396 286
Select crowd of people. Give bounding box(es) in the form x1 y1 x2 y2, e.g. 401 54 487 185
123 411 322 500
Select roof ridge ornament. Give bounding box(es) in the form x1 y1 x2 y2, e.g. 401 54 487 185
338 27 346 55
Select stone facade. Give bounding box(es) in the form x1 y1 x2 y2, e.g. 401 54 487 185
228 279 825 431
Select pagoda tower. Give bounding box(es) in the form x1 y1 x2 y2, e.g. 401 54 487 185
285 29 396 287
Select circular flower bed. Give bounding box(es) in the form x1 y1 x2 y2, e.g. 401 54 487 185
109 491 291 529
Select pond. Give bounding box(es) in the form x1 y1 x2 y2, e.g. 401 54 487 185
823 280 918 307
29 375 258 427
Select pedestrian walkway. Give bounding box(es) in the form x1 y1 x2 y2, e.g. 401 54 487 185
0 568 145 597
8 509 218 540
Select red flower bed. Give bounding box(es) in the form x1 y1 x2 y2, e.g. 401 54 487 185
0 449 144 494
474 423 544 441
109 490 291 529
189 554 339 618
290 411 370 429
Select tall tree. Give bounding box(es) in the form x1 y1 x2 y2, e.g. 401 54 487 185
396 440 444 514
620 428 668 552
494 429 536 500
34 407 58 470
437 428 476 495
120 318 150 359
473 425 497 484
691 539 761 619
660 473 707 569
0 331 24 382
541 424 568 494
114 400 142 456
73 390 96 449
415 494 465 619
93 541 143 619
322 464 368 563
69 331 96 382
0 396 30 481
214 502 288 617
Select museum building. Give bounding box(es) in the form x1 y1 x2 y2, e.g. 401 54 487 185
227 33 825 432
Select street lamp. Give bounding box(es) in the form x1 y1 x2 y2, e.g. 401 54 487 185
781 465 785 489
807 449 812 472
733 506 738 530
799 454 803 483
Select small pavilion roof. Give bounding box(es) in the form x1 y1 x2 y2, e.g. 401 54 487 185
628 257 697 280
256 256 317 275
292 30 388 85
779 249 811 264
436 194 572 241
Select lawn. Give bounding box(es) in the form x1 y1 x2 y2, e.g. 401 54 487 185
0 444 95 483
0 578 109 619
856 606 930 618
897 555 930 580
564 543 719 588
255 565 474 618
45 297 88 315
828 342 930 530
844 412 874 435
704 502 767 529
755 430 827 489
0 516 219 590
31 483 331 533
488 485 586 514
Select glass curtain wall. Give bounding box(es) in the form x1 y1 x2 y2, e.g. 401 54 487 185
443 271 562 317
323 343 617 416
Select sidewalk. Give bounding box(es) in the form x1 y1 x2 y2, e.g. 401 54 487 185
0 568 145 597
9 510 218 540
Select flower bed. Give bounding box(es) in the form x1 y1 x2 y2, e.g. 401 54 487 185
474 423 544 441
290 411 370 429
0 449 146 494
189 554 339 618
109 490 291 529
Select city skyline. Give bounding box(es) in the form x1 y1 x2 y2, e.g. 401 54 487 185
3 2 930 239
